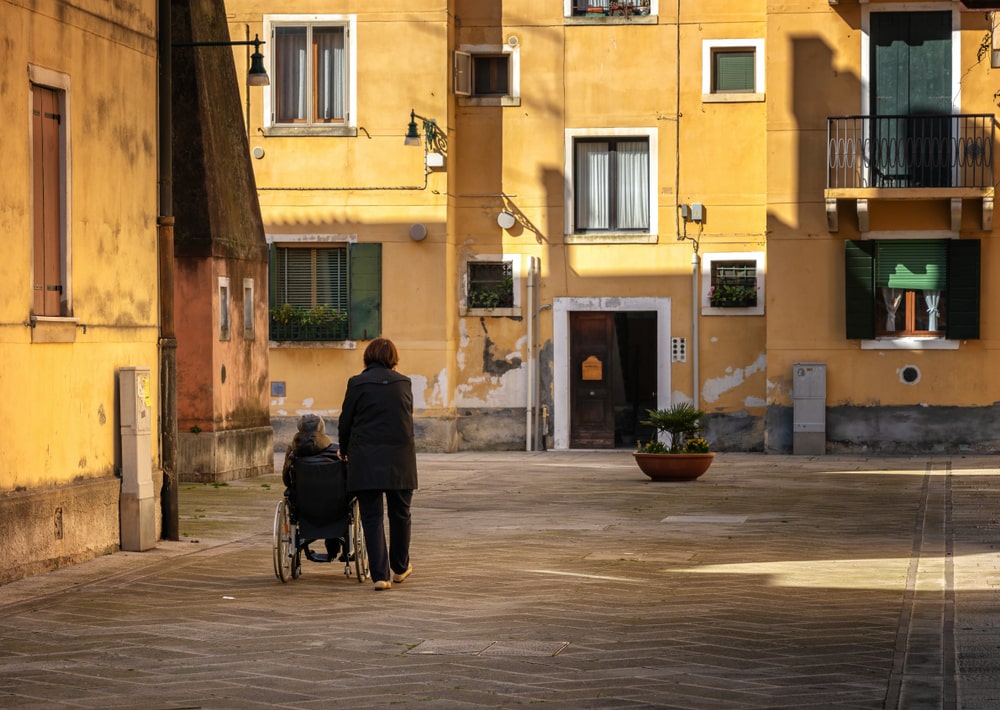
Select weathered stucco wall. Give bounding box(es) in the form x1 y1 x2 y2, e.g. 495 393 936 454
0 1 161 582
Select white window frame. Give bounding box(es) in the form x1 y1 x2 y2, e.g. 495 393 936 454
455 43 521 107
218 276 231 341
460 254 522 317
266 233 358 350
243 277 255 338
28 65 74 325
701 252 765 316
564 127 658 243
702 39 765 103
262 14 358 136
563 0 658 19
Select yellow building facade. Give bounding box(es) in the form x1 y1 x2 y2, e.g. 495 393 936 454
229 0 998 455
229 0 769 452
0 0 163 582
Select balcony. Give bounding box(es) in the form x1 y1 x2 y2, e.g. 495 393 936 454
825 114 995 232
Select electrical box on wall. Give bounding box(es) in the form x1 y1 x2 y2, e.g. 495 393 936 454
119 366 155 551
690 203 705 222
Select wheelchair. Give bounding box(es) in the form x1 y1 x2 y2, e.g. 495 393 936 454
272 456 369 583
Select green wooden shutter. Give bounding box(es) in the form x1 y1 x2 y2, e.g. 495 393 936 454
947 239 980 340
876 240 947 290
845 240 875 339
714 51 754 92
349 243 381 340
268 244 277 308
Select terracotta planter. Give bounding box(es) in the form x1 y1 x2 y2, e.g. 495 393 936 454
633 452 715 481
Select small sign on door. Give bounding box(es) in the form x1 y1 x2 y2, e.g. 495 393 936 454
581 355 603 381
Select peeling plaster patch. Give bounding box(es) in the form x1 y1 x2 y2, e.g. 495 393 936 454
457 319 470 370
710 336 718 343
411 369 448 409
480 320 522 378
703 352 766 404
744 396 766 408
456 368 525 407
275 409 288 416
271 398 286 407
671 392 694 406
302 398 315 408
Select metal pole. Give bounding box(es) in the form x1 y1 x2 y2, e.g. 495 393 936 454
157 0 179 540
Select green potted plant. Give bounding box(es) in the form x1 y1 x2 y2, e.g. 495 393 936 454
634 403 714 480
269 304 348 341
709 283 757 308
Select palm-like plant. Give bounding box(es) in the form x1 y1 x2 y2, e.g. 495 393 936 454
638 403 708 453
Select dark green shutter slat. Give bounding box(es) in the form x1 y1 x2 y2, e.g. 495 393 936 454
877 239 947 289
268 244 277 308
349 243 381 340
316 248 348 312
947 239 980 340
715 52 754 92
845 240 875 339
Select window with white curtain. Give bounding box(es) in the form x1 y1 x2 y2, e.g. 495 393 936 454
573 138 650 232
266 17 353 127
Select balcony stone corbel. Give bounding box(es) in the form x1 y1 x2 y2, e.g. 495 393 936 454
951 198 962 233
857 198 869 233
984 195 993 231
825 198 838 232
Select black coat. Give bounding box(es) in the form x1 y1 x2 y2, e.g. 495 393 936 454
338 365 418 492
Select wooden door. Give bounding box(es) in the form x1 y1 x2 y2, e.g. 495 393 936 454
570 311 614 448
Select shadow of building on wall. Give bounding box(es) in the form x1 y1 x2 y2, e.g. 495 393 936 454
170 0 273 481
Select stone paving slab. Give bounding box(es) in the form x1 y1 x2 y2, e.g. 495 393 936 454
0 452 999 708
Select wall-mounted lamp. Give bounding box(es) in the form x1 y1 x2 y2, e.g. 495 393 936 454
174 34 270 86
497 210 516 230
404 109 445 154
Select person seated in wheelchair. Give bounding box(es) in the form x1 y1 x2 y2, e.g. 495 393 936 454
282 414 345 563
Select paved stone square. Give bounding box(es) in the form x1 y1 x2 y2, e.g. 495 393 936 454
1 452 999 708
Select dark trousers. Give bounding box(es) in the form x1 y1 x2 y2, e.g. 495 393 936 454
355 489 412 583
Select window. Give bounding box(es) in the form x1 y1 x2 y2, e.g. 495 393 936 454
468 262 513 309
219 277 230 341
263 15 356 133
571 137 651 235
243 278 255 338
462 255 521 316
454 44 520 106
845 239 979 343
702 252 765 316
702 39 765 102
566 0 653 17
30 69 70 319
268 240 381 342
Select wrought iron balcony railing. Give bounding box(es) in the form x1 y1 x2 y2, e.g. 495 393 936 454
827 114 994 190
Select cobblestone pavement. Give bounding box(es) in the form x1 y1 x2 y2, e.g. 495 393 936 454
1 452 1000 709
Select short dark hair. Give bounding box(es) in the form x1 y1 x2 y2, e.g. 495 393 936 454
363 337 399 369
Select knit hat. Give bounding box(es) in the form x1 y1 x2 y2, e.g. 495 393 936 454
295 414 332 451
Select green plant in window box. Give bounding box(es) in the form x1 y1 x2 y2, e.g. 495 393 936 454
468 275 514 310
709 284 757 308
269 304 347 340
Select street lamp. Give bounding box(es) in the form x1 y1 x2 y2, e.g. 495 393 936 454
173 34 270 86
404 109 440 150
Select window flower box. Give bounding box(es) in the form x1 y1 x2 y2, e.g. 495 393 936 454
708 284 757 308
269 304 348 341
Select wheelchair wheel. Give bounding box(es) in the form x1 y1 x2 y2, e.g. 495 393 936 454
350 498 369 583
273 498 296 583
